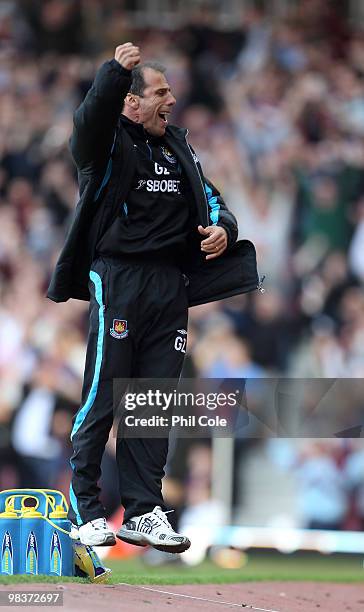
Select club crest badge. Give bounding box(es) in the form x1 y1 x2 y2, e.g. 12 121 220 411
161 146 177 164
110 319 128 339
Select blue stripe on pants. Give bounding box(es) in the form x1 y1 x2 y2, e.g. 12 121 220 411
71 271 104 441
69 270 104 525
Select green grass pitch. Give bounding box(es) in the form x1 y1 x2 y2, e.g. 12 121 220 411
0 552 363 585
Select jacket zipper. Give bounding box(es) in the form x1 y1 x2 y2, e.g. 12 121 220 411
258 275 266 293
184 130 210 227
102 259 111 310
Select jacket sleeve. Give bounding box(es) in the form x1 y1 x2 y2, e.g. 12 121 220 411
70 59 132 172
203 176 238 248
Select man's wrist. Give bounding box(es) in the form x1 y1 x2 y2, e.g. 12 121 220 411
218 224 232 247
110 58 132 76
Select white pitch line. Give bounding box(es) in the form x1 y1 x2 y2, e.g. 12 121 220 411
118 582 281 612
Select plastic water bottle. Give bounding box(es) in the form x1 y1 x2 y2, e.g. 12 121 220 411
20 505 46 575
46 502 72 576
0 497 21 575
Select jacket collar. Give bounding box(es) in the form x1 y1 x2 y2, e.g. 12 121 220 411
166 125 188 140
120 114 149 140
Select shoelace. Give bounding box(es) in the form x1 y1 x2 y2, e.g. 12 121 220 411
152 509 174 529
140 508 174 534
90 518 107 531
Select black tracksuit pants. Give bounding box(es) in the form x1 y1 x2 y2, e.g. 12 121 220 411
69 255 188 525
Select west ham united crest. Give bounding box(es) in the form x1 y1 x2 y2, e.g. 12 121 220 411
161 145 177 164
110 319 128 339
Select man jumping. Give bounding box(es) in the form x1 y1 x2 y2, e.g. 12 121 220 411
47 42 258 552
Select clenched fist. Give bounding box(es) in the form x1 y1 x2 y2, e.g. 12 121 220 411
114 42 140 71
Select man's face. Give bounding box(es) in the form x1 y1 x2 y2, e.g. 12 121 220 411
137 68 176 136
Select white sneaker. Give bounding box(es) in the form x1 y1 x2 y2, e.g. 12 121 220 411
116 506 191 553
79 518 116 546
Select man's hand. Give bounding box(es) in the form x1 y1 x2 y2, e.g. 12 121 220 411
114 42 140 71
198 225 228 260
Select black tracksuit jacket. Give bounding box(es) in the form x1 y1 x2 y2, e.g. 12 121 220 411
46 60 258 306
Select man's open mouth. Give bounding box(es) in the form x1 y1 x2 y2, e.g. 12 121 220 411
158 112 169 124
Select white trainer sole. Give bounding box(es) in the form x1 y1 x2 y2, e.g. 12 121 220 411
116 528 190 553
79 532 116 547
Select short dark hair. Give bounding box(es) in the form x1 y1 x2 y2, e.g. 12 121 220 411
129 61 167 97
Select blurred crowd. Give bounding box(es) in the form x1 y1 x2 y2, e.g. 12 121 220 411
0 0 364 532
267 438 364 531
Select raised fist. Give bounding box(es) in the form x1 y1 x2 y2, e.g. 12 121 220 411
114 43 140 71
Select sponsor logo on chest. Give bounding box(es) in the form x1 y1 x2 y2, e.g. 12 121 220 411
146 178 181 193
147 163 180 192
134 162 181 194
